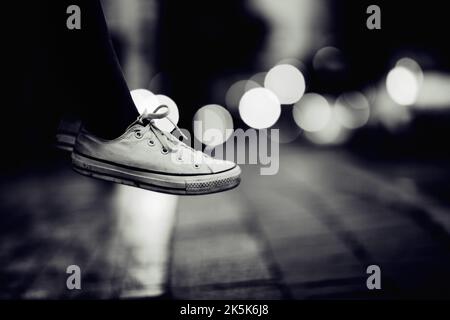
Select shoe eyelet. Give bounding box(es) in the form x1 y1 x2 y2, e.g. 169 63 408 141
134 130 143 139
161 148 169 155
194 164 200 169
148 139 155 147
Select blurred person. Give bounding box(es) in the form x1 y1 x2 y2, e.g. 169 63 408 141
4 0 240 195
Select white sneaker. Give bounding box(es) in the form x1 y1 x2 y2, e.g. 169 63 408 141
71 106 241 195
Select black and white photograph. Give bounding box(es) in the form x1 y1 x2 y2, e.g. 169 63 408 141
1 0 450 313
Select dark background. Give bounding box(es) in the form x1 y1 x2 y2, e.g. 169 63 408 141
3 1 450 168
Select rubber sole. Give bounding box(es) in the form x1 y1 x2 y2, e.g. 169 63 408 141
72 152 241 195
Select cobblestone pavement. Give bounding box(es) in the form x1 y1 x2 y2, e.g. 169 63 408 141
170 145 450 299
0 145 449 299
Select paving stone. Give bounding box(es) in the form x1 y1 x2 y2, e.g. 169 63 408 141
269 234 364 285
171 232 273 287
256 206 332 241
175 190 247 234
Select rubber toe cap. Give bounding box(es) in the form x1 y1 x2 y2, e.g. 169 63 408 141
206 159 237 174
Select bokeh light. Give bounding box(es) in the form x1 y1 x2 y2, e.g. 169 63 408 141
264 64 306 104
386 58 423 106
239 88 281 129
154 94 179 132
193 104 234 147
416 72 450 109
130 89 159 114
313 46 346 72
293 93 332 132
247 72 267 89
372 84 412 131
225 80 259 111
305 115 349 146
334 91 371 129
396 57 424 81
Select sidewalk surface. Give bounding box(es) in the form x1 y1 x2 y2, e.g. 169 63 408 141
0 157 177 299
170 145 450 299
0 145 449 299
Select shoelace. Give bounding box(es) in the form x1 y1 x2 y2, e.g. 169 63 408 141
129 105 204 165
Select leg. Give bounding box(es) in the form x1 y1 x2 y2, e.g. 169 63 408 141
56 0 139 139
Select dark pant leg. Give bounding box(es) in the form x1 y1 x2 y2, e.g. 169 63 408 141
5 0 138 143
57 0 139 139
